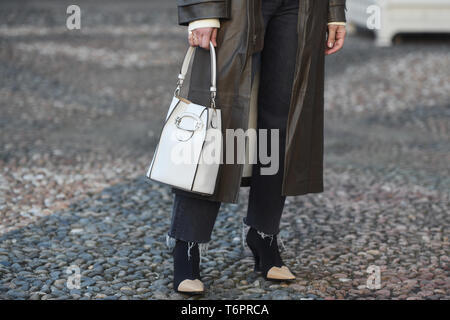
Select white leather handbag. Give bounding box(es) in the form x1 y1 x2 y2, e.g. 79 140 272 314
146 41 222 195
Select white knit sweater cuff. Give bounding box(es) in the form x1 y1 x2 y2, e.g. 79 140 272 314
188 18 221 32
328 22 346 26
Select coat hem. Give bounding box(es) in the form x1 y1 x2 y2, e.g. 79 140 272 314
172 177 323 205
281 178 324 197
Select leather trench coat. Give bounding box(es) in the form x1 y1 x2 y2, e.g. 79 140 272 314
173 0 347 204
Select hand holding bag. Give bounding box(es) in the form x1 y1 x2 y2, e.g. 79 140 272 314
146 41 222 195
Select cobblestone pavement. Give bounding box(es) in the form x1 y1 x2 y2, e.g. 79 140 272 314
0 0 449 300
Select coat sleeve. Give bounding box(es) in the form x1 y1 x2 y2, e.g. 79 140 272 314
177 0 231 26
328 0 347 23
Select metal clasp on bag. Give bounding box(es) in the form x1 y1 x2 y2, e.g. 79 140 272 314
210 87 217 110
175 115 202 131
174 77 183 97
209 87 220 129
174 113 203 141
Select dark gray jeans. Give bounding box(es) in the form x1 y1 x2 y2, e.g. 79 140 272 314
168 0 300 244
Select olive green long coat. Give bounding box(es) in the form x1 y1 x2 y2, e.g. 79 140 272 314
173 0 347 204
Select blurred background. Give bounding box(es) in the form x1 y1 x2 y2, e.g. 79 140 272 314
0 0 448 300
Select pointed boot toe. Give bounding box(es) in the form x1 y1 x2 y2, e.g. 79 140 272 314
266 266 296 280
177 279 204 294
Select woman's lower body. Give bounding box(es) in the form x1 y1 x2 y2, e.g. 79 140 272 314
168 0 300 293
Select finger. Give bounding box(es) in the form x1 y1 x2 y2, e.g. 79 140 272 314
192 31 200 47
211 28 218 47
188 33 195 47
334 38 344 51
336 27 347 41
192 34 199 47
327 25 337 49
325 37 345 55
326 38 344 55
201 31 210 50
326 26 346 55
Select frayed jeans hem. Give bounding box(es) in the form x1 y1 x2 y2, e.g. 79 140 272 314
241 217 286 252
166 233 210 262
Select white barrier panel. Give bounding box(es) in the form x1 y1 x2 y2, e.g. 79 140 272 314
346 0 450 46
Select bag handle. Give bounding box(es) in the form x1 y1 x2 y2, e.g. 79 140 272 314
174 41 217 109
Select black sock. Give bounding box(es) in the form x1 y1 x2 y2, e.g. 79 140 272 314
246 227 283 275
173 240 201 290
